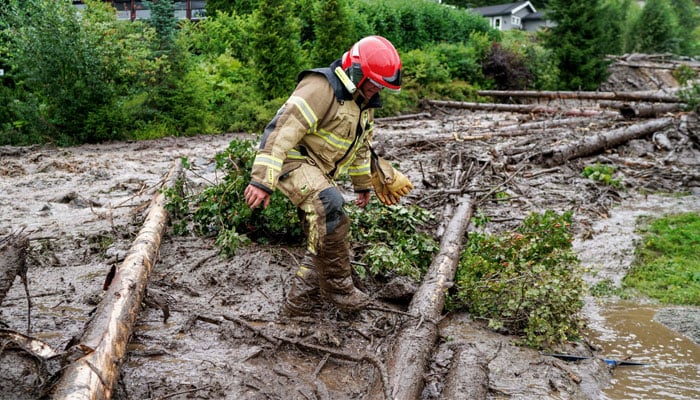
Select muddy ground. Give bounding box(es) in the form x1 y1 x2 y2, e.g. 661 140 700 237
1 58 699 399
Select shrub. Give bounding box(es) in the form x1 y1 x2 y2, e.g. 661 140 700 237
582 163 622 187
347 198 438 281
166 138 304 257
448 210 586 349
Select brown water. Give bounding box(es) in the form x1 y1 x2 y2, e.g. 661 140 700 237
586 302 700 400
574 194 700 400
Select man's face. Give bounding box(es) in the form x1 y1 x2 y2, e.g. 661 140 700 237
360 80 382 100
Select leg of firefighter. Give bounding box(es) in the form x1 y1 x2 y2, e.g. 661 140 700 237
284 209 320 316
316 190 370 312
284 252 321 316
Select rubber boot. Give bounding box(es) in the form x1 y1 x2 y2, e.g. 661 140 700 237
318 216 370 312
283 253 321 317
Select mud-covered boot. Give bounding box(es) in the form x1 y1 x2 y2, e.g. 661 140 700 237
321 276 371 312
318 216 371 312
283 256 321 317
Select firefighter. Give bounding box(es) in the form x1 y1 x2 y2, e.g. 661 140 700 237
244 35 413 316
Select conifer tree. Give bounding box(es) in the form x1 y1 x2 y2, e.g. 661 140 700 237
670 0 700 55
310 0 355 67
543 0 610 90
251 0 304 100
634 0 680 54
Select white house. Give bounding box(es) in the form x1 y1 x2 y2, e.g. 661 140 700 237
470 1 553 32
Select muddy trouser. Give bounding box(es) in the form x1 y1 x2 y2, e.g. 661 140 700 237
276 162 369 314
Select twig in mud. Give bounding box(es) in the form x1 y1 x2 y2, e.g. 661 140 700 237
277 247 301 269
313 353 330 378
223 313 393 400
254 287 274 305
189 252 218 273
3 290 64 302
366 303 417 319
522 167 560 179
149 384 213 400
207 287 225 304
476 163 528 205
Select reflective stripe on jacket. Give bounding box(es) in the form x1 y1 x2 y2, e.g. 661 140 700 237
250 61 381 194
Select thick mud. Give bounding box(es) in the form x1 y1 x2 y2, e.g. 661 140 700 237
1 57 699 399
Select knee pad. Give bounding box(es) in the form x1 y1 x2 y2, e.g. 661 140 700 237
318 187 347 234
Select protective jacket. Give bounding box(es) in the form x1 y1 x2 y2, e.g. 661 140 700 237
250 60 381 195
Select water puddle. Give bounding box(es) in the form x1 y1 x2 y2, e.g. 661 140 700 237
586 302 700 400
574 194 700 400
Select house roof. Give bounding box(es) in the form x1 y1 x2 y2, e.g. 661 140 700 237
470 1 536 17
521 11 544 21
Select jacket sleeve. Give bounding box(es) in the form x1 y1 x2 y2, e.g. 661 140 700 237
349 110 374 192
250 75 333 192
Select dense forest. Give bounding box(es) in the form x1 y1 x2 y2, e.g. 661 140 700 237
1 0 699 146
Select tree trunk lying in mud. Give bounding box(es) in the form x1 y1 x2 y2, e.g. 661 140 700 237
0 232 28 306
49 160 183 400
534 117 676 167
477 89 681 103
598 101 681 118
423 99 606 117
370 195 473 400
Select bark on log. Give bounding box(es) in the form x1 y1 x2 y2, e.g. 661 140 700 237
535 117 675 167
441 342 489 400
376 112 432 123
423 100 606 116
0 232 28 306
597 101 681 118
49 159 183 400
385 116 609 149
477 90 681 103
372 195 473 400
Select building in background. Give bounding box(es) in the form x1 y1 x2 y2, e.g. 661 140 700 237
470 1 553 32
72 1 206 21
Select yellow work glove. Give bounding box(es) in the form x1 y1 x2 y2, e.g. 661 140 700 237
370 155 414 206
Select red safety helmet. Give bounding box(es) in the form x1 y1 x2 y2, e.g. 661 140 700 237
341 36 402 92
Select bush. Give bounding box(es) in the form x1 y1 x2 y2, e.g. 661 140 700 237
347 198 438 281
348 0 497 51
166 138 304 257
448 210 586 349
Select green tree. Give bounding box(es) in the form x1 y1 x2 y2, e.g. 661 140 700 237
632 0 680 54
599 0 634 56
145 0 177 50
1 0 117 144
543 0 610 90
206 0 259 15
251 0 305 100
670 0 700 55
310 0 355 67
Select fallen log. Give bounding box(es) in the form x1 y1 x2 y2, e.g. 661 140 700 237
370 195 473 400
376 112 432 123
597 101 681 118
441 342 489 400
535 117 675 167
477 90 681 103
385 116 614 149
49 159 183 400
423 100 605 116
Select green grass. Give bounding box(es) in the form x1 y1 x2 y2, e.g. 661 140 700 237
623 212 700 306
